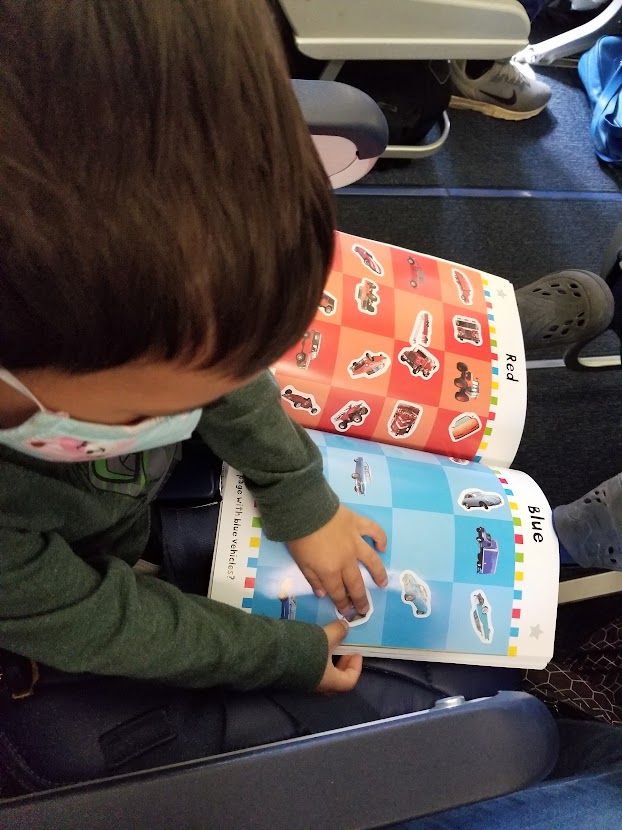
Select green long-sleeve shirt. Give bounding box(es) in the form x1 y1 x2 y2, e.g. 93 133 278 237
0 373 340 691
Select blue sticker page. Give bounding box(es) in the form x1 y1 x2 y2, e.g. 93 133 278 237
209 431 558 669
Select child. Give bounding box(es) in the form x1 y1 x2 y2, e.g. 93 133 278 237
0 0 615 794
0 0 394 700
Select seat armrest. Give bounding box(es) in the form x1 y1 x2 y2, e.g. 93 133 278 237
293 79 389 187
0 692 559 830
293 79 388 161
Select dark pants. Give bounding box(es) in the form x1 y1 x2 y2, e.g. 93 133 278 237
521 0 548 21
0 503 517 794
3 504 622 829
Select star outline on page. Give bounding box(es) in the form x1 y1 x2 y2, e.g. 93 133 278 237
529 624 543 640
496 288 508 299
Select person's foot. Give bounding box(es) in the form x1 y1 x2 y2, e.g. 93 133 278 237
554 475 622 571
449 59 551 121
515 270 614 351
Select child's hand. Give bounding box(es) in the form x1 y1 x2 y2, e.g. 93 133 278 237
316 620 362 693
288 505 388 616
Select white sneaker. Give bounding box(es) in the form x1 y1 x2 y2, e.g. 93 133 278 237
450 59 551 121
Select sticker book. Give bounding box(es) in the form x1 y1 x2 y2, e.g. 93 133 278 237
208 232 559 670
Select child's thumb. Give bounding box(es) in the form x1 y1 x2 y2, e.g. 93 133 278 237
323 619 350 650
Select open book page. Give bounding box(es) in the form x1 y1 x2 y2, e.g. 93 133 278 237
274 231 526 468
209 431 559 670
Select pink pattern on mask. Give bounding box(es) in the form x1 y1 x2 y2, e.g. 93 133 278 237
25 436 137 461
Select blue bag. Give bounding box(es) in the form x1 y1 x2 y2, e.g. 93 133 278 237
578 36 622 165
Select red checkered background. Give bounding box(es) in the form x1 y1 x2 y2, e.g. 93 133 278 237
274 232 493 460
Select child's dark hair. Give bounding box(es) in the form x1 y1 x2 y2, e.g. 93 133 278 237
0 0 335 376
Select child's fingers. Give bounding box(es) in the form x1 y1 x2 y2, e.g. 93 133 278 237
357 516 388 552
317 625 361 693
323 574 352 614
357 540 388 588
342 564 370 614
323 619 350 649
332 654 363 690
301 566 326 598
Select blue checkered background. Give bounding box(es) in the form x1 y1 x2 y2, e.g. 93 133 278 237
250 430 517 656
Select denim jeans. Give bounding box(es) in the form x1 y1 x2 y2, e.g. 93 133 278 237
397 720 622 829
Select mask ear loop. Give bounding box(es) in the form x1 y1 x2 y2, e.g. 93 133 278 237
0 368 50 413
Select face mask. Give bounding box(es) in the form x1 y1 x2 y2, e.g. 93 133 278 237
0 368 203 462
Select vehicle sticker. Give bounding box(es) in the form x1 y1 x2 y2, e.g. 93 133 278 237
280 385 321 416
351 456 372 495
400 570 432 619
352 244 384 277
336 586 374 627
397 343 440 380
448 412 482 442
457 488 504 512
409 309 432 347
294 329 322 370
354 278 381 316
452 315 482 347
452 268 473 306
318 290 337 316
387 399 423 440
278 577 297 620
470 590 494 643
475 525 500 576
347 350 391 381
406 255 424 289
330 400 372 433
453 361 480 403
